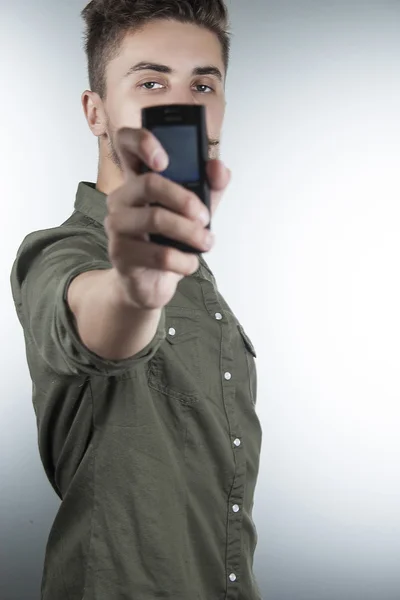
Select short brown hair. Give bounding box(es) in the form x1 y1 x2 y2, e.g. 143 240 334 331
81 0 231 100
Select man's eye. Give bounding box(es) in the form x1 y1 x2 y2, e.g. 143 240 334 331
140 82 164 90
195 84 213 93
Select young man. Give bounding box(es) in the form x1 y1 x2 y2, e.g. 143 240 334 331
10 1 263 599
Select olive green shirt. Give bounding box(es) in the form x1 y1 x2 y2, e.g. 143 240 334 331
10 182 263 600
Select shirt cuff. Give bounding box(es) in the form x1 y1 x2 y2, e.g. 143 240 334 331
48 263 167 377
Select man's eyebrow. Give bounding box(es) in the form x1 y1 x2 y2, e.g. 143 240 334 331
124 62 172 77
192 66 223 81
124 62 223 81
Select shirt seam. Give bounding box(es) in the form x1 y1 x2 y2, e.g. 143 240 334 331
81 379 97 599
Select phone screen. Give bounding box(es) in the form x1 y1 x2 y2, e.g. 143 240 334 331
152 125 200 183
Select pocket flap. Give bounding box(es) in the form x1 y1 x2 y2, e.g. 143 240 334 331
237 324 257 358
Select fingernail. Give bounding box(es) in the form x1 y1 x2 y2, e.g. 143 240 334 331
199 210 210 226
152 149 168 171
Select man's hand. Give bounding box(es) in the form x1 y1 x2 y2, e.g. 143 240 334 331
105 127 231 310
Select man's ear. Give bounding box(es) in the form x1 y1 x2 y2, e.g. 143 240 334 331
82 90 107 138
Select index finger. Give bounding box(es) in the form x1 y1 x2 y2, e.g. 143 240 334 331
115 127 169 177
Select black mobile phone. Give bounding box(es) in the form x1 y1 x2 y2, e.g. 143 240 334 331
140 104 211 254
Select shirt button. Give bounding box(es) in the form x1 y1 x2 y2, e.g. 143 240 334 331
224 372 232 381
168 327 176 336
232 504 240 513
229 573 237 582
233 438 241 447
215 312 223 320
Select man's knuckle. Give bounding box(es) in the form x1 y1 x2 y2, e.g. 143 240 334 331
143 172 159 195
183 193 194 213
157 247 173 270
139 129 153 152
194 223 203 243
150 206 163 232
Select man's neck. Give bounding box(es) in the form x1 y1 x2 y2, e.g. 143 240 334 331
96 157 124 197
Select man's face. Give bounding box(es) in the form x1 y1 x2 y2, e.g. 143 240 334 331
95 19 227 171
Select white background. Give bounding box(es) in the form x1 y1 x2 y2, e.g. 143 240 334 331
2 1 400 598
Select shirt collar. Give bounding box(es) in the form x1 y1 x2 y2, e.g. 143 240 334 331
74 182 215 279
75 181 108 225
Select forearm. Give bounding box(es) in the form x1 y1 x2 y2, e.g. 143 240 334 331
67 268 162 361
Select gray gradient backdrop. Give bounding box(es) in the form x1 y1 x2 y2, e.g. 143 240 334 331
2 1 400 599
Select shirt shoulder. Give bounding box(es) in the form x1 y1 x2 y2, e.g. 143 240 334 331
10 211 108 309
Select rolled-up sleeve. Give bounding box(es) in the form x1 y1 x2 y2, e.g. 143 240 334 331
10 226 166 377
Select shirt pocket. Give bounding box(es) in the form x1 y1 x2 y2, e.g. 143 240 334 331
237 323 258 405
147 307 202 405
237 323 257 358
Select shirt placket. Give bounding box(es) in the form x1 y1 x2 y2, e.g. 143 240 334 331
197 270 246 600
